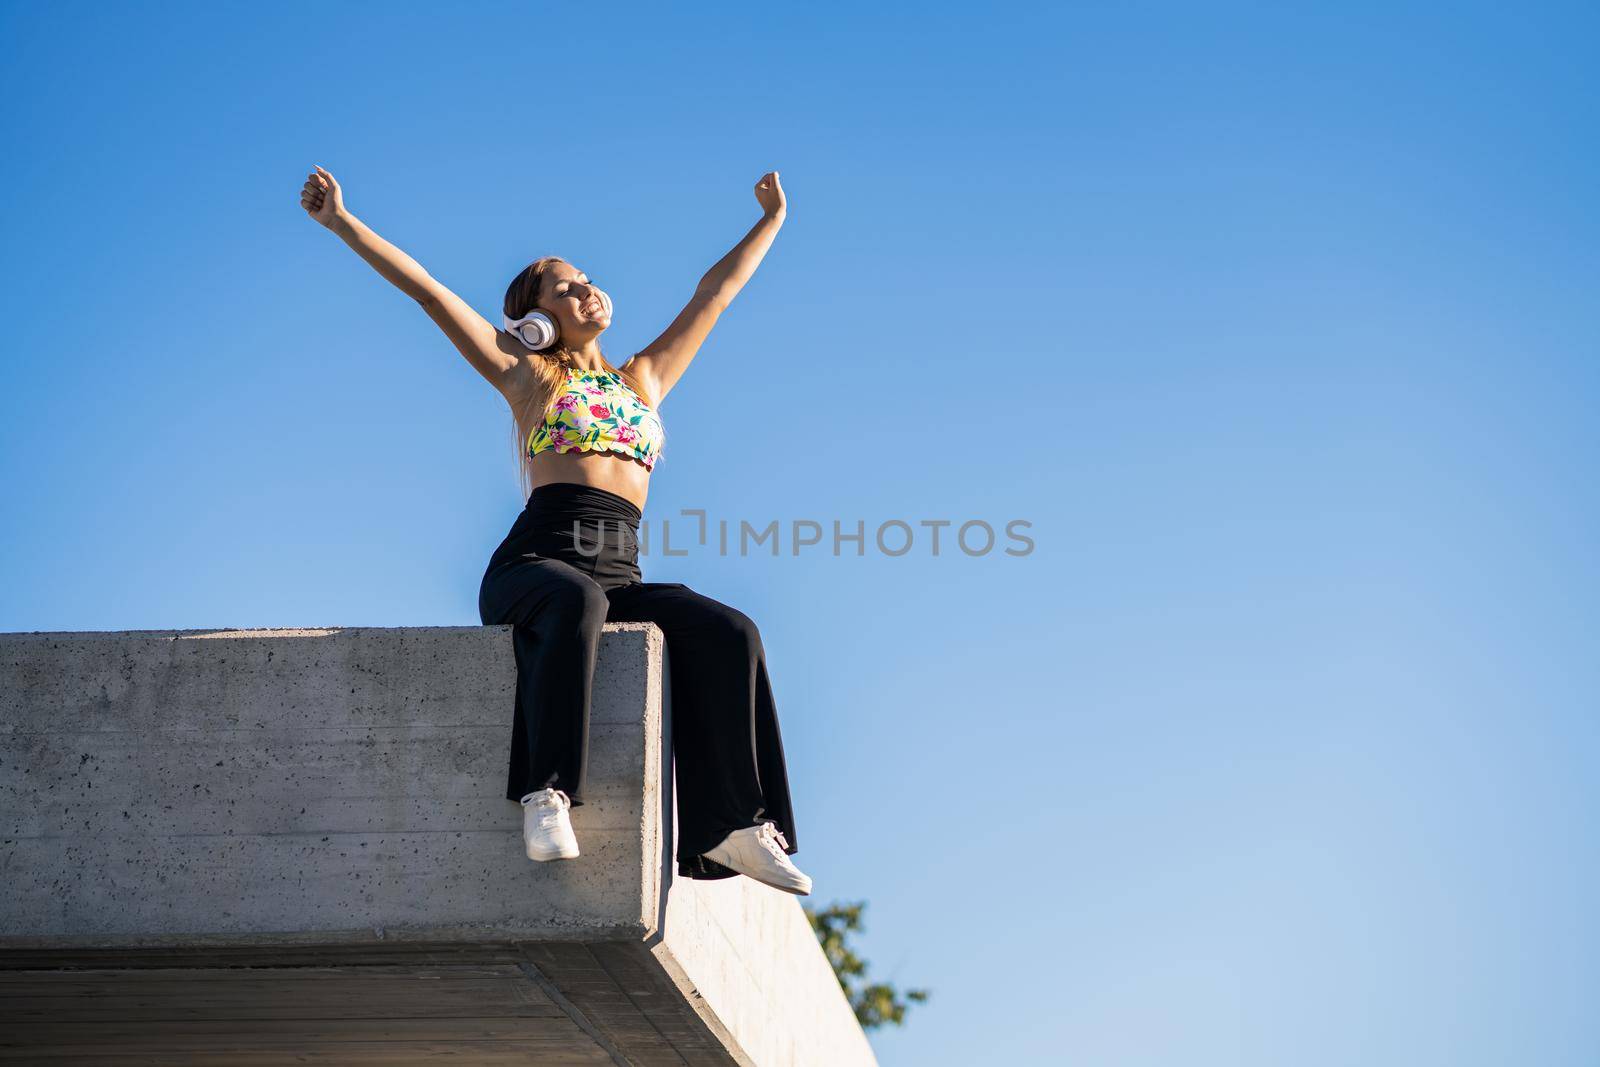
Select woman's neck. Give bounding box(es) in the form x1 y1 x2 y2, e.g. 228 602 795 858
564 340 606 373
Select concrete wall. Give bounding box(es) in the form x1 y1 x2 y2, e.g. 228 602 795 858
1 625 666 944
0 625 876 1067
658 874 880 1067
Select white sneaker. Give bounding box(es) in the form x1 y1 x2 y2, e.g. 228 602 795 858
521 787 580 862
702 821 812 895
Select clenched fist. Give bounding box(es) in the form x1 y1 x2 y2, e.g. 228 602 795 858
299 165 348 230
754 171 786 219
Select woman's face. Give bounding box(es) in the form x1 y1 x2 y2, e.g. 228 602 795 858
539 263 610 338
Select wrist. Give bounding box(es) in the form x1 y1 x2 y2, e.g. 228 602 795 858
763 208 786 224
329 211 358 238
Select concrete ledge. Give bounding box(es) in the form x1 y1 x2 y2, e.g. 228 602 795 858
1 625 876 1066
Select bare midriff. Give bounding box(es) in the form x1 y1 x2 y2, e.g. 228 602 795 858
527 447 651 513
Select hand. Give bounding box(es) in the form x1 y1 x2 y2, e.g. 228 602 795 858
754 170 785 219
300 164 348 230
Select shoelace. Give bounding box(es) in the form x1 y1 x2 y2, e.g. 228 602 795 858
526 789 570 824
756 821 790 859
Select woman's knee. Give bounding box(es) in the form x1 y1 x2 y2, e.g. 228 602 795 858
552 576 611 631
643 584 763 651
500 569 609 636
710 602 763 651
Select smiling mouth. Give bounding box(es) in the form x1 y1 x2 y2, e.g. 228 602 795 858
584 300 603 316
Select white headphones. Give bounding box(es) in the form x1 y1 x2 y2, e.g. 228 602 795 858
502 288 614 351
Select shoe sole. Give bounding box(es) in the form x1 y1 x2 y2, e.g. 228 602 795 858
526 844 580 862
702 852 810 895
741 871 811 895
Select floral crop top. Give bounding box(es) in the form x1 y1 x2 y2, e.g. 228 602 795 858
528 366 666 471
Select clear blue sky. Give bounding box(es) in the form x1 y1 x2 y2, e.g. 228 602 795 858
3 2 1597 1063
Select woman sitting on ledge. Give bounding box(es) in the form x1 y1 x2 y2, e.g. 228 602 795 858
299 164 810 895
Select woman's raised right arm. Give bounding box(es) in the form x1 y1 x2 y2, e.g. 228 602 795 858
299 165 523 392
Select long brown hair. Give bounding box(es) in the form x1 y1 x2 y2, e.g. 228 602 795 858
502 256 658 501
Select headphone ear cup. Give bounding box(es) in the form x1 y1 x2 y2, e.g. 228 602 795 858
599 290 613 320
510 310 558 351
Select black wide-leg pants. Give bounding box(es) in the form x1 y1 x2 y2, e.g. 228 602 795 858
478 482 798 880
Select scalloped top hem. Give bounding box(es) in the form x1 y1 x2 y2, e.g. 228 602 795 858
532 439 657 471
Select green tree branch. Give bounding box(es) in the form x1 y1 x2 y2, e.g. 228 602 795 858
803 900 931 1031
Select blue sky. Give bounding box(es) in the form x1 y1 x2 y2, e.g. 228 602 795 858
3 1 1597 1063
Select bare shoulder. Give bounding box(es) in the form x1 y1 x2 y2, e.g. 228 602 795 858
498 354 544 414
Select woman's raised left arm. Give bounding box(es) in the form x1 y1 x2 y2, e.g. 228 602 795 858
628 172 787 404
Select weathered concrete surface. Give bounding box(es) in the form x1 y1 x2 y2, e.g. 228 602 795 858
656 874 879 1067
2 625 666 945
0 626 877 1066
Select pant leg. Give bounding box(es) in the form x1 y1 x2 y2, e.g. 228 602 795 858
603 581 799 876
480 556 610 805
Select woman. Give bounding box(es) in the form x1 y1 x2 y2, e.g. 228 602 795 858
299 165 810 895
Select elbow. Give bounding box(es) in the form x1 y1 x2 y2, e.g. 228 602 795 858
694 286 732 313
410 275 441 309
